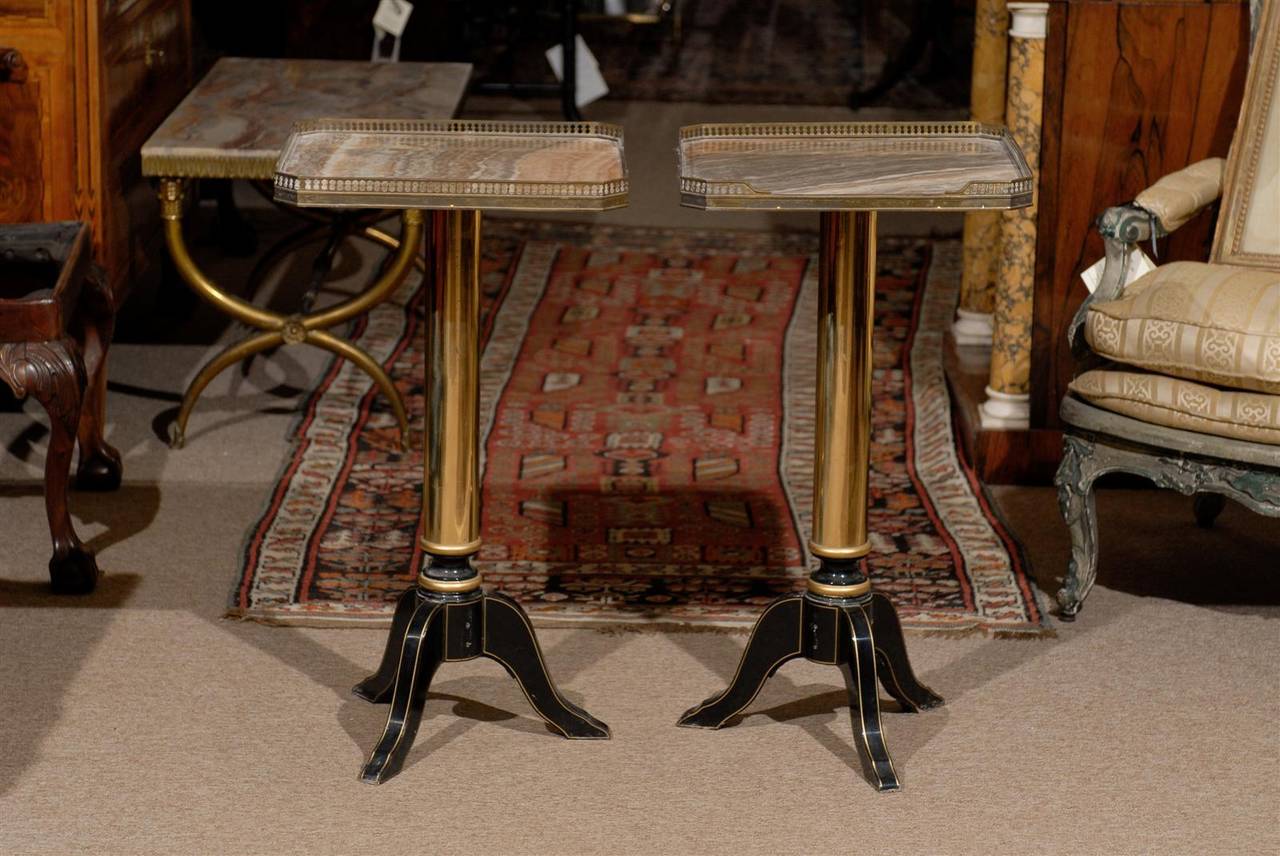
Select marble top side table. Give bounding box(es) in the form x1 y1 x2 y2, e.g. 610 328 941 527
674 121 1033 791
274 118 628 784
141 58 471 448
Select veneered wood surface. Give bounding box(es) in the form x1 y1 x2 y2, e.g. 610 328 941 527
0 0 193 301
1031 0 1249 431
0 67 44 223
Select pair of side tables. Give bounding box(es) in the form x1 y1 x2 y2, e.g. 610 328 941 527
264 119 1032 791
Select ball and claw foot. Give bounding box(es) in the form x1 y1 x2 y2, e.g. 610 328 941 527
355 580 609 784
76 445 123 492
49 546 100 595
677 582 941 792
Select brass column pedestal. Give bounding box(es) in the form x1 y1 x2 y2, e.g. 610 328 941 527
351 210 609 785
272 118 629 784
675 212 942 792
675 121 1031 789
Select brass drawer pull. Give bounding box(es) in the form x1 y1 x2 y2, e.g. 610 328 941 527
0 47 28 83
144 41 165 69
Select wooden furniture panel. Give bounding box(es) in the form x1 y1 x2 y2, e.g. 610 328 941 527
0 0 192 298
1030 0 1249 431
102 0 190 145
0 50 46 223
0 0 55 18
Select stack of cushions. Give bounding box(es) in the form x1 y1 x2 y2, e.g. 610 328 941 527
1071 261 1280 445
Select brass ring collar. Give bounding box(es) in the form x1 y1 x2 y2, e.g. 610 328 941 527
807 541 872 560
417 574 482 594
807 578 872 599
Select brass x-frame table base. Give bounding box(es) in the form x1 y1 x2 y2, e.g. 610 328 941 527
157 178 424 449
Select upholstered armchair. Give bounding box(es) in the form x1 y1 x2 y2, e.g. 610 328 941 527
1054 0 1280 619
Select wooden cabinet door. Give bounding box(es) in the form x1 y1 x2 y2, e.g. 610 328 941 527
0 1 81 226
0 45 45 222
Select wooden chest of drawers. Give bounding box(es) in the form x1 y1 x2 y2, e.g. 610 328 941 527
0 0 192 297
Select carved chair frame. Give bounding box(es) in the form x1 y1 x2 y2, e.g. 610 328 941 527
1053 0 1280 618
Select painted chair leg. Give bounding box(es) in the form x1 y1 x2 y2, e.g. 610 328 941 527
353 587 422 703
677 594 804 728
360 599 446 784
1193 493 1227 529
868 593 944 711
841 605 899 791
481 592 610 739
1055 434 1101 620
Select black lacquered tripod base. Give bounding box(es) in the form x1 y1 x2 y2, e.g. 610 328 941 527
677 563 942 792
354 564 610 784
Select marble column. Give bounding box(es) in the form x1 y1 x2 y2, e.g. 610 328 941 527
981 2 1046 430
954 0 1009 347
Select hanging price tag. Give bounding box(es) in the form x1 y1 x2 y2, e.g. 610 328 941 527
372 0 413 37
545 35 610 108
370 0 413 62
1079 246 1157 294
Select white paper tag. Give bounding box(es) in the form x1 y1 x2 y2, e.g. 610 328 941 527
1080 245 1157 294
546 35 610 108
372 0 413 37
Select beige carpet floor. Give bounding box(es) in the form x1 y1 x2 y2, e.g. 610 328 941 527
1 99 1277 856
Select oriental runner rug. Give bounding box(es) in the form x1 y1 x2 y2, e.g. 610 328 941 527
233 221 1047 635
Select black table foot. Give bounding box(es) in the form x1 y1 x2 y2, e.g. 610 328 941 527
677 594 803 728
356 582 608 784
678 585 941 792
352 585 421 704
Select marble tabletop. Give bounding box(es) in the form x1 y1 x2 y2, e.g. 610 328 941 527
678 122 1034 211
274 120 628 211
142 58 472 179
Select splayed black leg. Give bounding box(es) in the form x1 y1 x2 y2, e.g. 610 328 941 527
677 573 941 791
353 586 422 703
677 594 803 728
360 598 447 784
841 604 899 791
869 592 944 712
357 557 611 783
481 592 609 739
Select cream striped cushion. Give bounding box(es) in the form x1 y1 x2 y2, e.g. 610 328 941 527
1070 369 1280 445
1134 158 1225 232
1085 262 1280 394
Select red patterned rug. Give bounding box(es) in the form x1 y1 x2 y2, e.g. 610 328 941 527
233 221 1047 635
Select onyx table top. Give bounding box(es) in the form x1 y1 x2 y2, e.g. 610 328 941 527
274 120 629 212
142 58 473 180
678 122 1034 211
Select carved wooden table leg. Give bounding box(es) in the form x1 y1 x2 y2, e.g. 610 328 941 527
72 266 123 491
0 338 99 593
